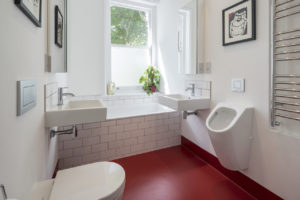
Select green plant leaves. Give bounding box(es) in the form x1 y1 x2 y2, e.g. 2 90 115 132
139 66 161 95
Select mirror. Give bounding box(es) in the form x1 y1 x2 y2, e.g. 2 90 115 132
47 0 67 73
178 0 204 75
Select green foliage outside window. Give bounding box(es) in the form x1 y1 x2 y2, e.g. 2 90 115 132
111 6 149 46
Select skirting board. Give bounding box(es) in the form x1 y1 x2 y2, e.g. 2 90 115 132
181 136 283 200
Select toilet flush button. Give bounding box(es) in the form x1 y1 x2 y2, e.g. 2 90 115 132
231 78 245 93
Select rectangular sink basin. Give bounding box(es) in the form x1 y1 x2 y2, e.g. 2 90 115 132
159 94 210 111
45 100 107 127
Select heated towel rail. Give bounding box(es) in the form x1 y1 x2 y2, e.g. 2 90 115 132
271 0 300 126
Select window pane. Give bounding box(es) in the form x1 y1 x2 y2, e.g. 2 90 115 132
111 6 149 46
111 46 151 86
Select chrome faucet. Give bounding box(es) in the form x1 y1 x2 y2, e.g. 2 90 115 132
185 83 196 96
58 87 75 105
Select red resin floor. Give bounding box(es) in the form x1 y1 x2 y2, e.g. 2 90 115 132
114 146 255 200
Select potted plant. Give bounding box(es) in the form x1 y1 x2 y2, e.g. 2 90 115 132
139 66 161 95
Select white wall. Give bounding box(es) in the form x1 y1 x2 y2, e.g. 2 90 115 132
68 0 106 96
0 1 66 199
181 0 300 199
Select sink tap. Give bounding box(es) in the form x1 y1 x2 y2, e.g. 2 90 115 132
185 83 196 96
58 87 75 105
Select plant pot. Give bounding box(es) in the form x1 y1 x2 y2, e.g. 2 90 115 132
151 85 156 93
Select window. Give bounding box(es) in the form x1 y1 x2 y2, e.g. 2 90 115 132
110 2 154 87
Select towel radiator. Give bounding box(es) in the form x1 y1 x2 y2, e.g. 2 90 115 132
271 0 300 127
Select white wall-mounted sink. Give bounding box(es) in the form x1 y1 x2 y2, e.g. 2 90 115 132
159 94 210 111
45 100 107 127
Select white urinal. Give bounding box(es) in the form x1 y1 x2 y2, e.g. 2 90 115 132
206 103 254 171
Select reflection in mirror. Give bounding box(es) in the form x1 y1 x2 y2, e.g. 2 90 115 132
47 0 67 73
178 0 204 75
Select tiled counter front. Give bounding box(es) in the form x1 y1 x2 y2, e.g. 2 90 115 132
58 112 182 169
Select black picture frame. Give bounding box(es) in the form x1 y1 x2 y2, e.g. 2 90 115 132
55 6 63 48
15 0 42 27
222 0 256 46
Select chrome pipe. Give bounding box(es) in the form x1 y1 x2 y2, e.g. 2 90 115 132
275 3 300 14
275 81 300 85
275 95 300 99
275 57 300 61
275 107 300 114
276 114 300 121
275 35 300 42
275 88 300 92
275 29 300 36
275 101 300 106
275 10 300 20
275 42 300 49
275 74 300 78
274 50 300 55
275 0 296 8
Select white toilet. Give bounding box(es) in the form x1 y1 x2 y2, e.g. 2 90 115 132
206 103 254 171
29 162 125 200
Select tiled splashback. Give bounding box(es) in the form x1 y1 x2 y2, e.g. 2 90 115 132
69 93 161 106
44 82 59 111
184 80 211 97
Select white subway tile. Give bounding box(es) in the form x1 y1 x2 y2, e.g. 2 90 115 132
109 140 124 149
157 139 170 148
76 124 83 130
145 127 156 135
109 125 124 134
145 115 156 121
101 120 116 127
92 143 108 152
83 122 100 129
58 133 73 141
116 146 131 156
59 149 73 159
130 130 144 137
64 139 82 149
92 127 109 136
124 123 138 131
124 138 138 146
58 141 64 150
77 129 92 138
116 132 132 140
73 146 92 156
100 150 116 160
144 142 156 150
83 136 100 146
169 112 180 118
101 134 116 142
82 153 100 164
131 117 144 123
138 121 152 129
64 156 82 168
117 118 131 125
131 144 144 153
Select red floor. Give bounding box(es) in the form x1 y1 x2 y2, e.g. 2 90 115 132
114 146 255 200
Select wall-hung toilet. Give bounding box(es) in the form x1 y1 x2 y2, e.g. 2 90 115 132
30 162 125 200
206 103 254 171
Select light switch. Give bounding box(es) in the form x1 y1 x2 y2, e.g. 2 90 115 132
232 78 245 93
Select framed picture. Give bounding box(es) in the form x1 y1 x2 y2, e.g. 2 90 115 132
55 6 63 48
222 0 256 46
15 0 42 27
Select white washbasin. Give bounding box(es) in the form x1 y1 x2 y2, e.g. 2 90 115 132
159 94 210 111
45 100 107 127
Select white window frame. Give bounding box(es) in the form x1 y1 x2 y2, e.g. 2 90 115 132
104 0 157 94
